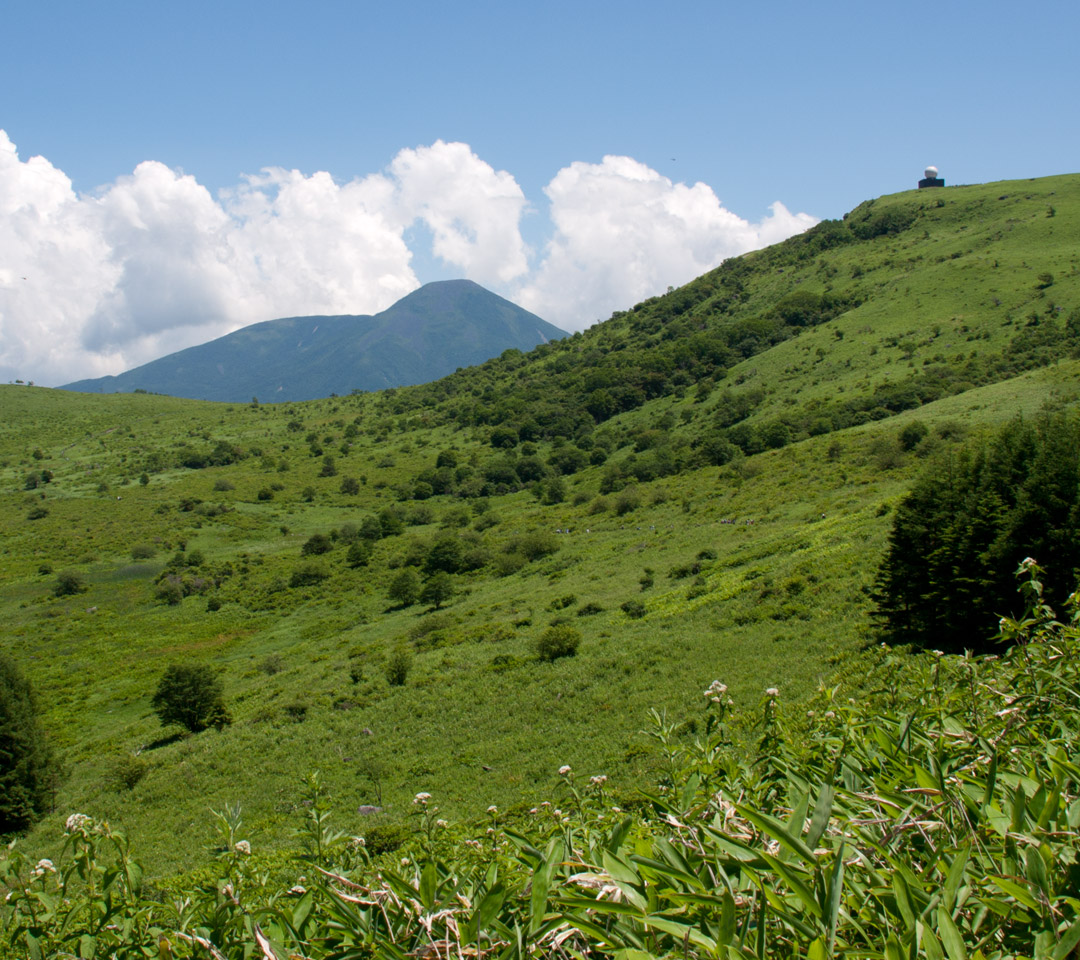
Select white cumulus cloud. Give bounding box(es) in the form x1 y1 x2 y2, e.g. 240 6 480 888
515 155 818 329
0 132 816 386
389 141 529 286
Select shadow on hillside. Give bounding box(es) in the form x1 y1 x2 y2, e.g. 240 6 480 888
142 732 186 751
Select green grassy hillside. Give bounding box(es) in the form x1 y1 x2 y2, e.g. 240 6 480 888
1 173 1077 877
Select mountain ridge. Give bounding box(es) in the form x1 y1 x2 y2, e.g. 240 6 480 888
61 279 566 402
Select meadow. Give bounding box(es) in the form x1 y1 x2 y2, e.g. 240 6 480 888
1 170 1077 897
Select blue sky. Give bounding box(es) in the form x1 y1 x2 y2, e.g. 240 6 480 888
2 0 1076 385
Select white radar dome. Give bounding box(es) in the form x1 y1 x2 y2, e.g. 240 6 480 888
925 166 939 179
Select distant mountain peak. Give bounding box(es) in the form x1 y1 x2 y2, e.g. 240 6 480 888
62 282 566 402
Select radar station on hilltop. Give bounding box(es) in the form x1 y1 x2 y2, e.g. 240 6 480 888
918 165 945 188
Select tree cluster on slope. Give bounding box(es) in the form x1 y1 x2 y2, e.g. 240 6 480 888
873 410 1080 651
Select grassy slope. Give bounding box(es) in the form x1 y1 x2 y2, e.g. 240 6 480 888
1 174 1077 875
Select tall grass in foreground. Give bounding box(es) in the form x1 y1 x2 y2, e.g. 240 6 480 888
3 560 1079 959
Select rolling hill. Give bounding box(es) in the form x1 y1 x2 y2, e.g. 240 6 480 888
60 279 566 402
3 172 1078 884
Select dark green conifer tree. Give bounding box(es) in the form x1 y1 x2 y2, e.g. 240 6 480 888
874 412 1080 651
0 654 55 834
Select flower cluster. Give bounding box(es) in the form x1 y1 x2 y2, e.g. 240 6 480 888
704 680 728 703
64 813 92 834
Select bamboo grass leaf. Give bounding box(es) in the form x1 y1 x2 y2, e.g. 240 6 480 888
937 904 967 960
737 805 817 864
825 841 845 957
805 785 835 851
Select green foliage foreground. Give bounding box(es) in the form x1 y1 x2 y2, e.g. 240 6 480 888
3 562 1078 959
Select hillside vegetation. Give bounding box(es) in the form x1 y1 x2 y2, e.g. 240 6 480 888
0 171 1078 897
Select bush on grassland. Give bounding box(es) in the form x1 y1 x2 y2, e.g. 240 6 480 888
534 625 581 662
150 663 230 733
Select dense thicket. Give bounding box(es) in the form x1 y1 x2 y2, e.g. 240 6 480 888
0 655 54 835
873 410 1080 650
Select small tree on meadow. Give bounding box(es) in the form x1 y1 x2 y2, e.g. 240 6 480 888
150 663 231 733
388 569 420 608
420 572 454 610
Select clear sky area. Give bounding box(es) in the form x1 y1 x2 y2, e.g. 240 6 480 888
2 0 1076 385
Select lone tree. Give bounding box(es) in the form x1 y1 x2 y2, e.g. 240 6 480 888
388 569 420 608
873 411 1080 651
420 571 455 610
151 663 231 733
0 654 55 834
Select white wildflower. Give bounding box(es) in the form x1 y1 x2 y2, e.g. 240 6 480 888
558 765 571 776
35 859 55 874
487 805 498 815
234 840 250 855
590 775 607 786
1021 557 1037 569
413 792 432 805
436 819 448 829
289 885 306 895
704 680 729 702
765 687 779 698
65 813 91 833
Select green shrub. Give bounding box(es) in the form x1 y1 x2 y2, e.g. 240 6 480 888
290 563 329 588
131 543 157 560
150 663 230 733
53 570 86 597
386 647 412 686
364 822 410 856
621 599 646 619
534 625 581 662
346 540 373 567
284 701 308 722
103 755 148 792
155 577 184 605
301 533 333 556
